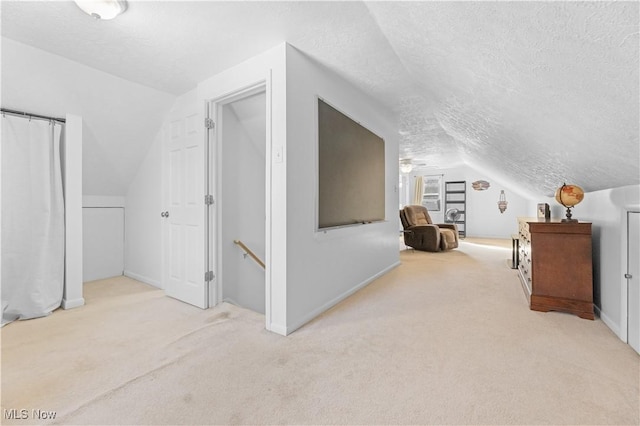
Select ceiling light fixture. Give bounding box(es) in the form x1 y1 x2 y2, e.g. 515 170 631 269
74 0 128 20
399 159 414 174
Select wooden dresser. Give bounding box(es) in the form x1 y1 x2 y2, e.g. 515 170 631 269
517 218 594 319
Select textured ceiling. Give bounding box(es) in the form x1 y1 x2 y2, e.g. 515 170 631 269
2 1 638 197
367 1 639 196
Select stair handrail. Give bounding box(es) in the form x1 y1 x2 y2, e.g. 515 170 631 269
233 240 265 269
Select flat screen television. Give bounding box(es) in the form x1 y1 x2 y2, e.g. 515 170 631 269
317 98 385 230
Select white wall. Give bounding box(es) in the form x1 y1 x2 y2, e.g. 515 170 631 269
82 208 124 282
542 185 640 339
61 115 84 309
83 196 126 208
405 164 534 238
1 37 174 196
81 196 125 283
124 130 163 288
285 45 400 333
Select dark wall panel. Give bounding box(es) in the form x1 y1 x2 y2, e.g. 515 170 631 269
318 99 385 229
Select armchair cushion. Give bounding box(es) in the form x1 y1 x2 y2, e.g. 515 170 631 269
404 205 433 226
437 223 460 250
440 228 458 251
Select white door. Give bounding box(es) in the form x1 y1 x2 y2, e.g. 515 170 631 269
162 114 207 309
628 211 640 354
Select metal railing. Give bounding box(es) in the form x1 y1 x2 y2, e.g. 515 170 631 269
233 240 265 269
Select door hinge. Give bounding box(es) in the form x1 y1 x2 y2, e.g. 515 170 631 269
205 194 214 205
625 273 633 279
205 271 215 282
205 117 215 129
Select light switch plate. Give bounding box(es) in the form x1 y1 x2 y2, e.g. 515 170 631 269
274 146 283 163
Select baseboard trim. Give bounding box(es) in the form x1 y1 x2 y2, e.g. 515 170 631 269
124 270 162 289
222 297 240 307
595 305 623 341
285 261 401 335
268 323 288 336
61 297 85 310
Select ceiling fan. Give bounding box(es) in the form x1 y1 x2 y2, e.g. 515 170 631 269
399 158 428 174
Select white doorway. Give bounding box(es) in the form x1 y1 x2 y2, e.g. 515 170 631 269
209 88 267 314
627 211 639 354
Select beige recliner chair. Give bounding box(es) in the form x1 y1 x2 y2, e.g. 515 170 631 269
400 205 459 252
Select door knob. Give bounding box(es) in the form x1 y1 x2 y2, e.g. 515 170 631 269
161 211 169 218
161 212 165 217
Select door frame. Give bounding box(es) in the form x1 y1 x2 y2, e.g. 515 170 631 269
621 207 640 344
205 81 271 327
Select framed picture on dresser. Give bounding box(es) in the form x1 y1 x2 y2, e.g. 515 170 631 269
537 203 550 221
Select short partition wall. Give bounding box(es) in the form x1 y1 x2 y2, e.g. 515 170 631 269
82 206 125 282
62 114 84 310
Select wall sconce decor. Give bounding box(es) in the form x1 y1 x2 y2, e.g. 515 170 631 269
498 190 508 213
472 180 490 191
554 183 584 222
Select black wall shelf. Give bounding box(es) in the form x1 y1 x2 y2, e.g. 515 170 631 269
444 181 466 237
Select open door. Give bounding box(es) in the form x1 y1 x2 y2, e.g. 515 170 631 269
207 86 267 315
162 114 208 309
220 91 266 314
628 211 639 354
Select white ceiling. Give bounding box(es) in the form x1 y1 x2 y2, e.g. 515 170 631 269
2 1 638 197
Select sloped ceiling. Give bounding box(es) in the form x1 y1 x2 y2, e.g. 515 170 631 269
1 38 175 195
2 1 638 197
367 1 639 197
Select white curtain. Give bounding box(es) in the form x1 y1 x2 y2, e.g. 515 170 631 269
412 175 424 205
2 115 65 326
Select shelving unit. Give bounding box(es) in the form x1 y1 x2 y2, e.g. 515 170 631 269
444 181 466 237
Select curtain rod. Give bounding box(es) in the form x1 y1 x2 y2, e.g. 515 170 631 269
1 108 66 123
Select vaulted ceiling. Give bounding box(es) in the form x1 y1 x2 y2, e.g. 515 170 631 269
2 1 638 197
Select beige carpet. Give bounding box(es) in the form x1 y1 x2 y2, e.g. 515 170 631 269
1 238 638 425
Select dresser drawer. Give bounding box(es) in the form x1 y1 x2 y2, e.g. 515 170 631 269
519 221 531 240
518 263 532 295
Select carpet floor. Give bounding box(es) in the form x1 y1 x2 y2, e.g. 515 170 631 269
1 238 638 425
